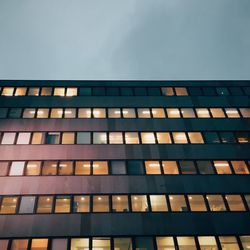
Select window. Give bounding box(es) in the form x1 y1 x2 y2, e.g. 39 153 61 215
203 132 220 143
196 161 214 174
66 88 77 96
23 108 36 118
92 238 110 250
9 162 25 176
127 161 144 175
62 132 75 144
169 195 188 212
93 196 109 212
112 195 129 212
93 132 107 144
188 132 204 143
150 195 168 211
152 108 165 118
235 132 250 143
148 87 161 95
188 195 207 211
240 108 250 118
120 87 133 96
135 237 154 250
30 239 48 250
244 195 250 210
93 161 108 175
210 108 225 118
0 108 8 118
175 87 188 96
240 236 250 250
36 196 53 213
93 87 105 95
0 196 18 214
167 108 181 118
31 132 45 144
37 108 49 118
216 87 229 96
76 132 91 144
179 161 197 174
114 238 133 250
73 196 90 212
26 161 41 175
225 195 246 211
78 108 91 118
122 108 136 118
51 239 68 250
202 87 216 96
198 236 218 250
213 161 232 174
15 87 27 96
229 87 243 95
110 161 126 175
141 132 156 144
107 87 119 96
131 195 148 212
196 108 210 118
8 108 22 118
173 132 188 144
51 108 63 118
42 161 57 175
134 87 147 96
161 87 174 96
177 237 196 250
55 196 71 213
93 108 106 118
162 161 179 174
145 161 161 174
225 108 240 118
109 132 123 144
79 87 91 96
231 161 249 174
125 132 139 144
41 87 52 96
71 238 89 250
219 237 240 250
16 132 31 144
181 108 195 118
54 87 65 96
45 132 60 144
156 237 175 250
2 87 14 96
64 108 76 118
28 87 39 96
188 87 202 95
75 161 91 175
108 108 121 118
206 195 226 211
1 132 16 144
138 108 151 118
58 161 73 175
19 196 35 213
11 239 29 250
0 162 9 176
156 132 171 143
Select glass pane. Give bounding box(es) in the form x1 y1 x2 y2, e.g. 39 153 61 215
51 108 63 118
188 87 202 95
226 195 245 211
37 109 49 118
196 108 210 118
135 237 154 250
77 132 91 144
206 195 226 211
167 108 181 118
109 132 123 144
9 162 25 176
210 108 225 118
64 108 76 118
244 195 250 210
152 108 165 118
0 240 9 250
169 195 188 211
15 87 27 96
125 132 139 144
145 161 161 174
73 196 90 212
42 161 57 175
2 87 14 96
8 108 22 118
0 197 18 214
202 87 216 96
235 132 250 143
93 108 106 118
229 87 243 95
188 195 207 211
219 236 240 250
231 161 249 174
110 161 126 175
150 195 168 211
122 108 136 118
240 236 250 250
108 108 121 118
78 108 91 118
106 87 119 96
79 87 91 96
225 108 240 118
127 161 144 175
197 161 214 174
114 238 132 250
141 132 156 144
41 87 52 96
173 132 188 144
112 195 129 212
162 161 179 174
28 87 39 96
131 195 148 212
62 132 75 144
58 161 73 175
0 108 8 118
55 196 71 213
188 132 204 143
175 87 188 96
138 108 151 118
179 161 197 174
0 162 9 176
23 108 36 118
93 87 105 96
216 87 229 96
16 132 31 144
11 239 28 250
1 132 16 144
30 239 48 250
161 87 174 96
92 238 110 250
93 196 109 212
19 196 35 213
45 132 60 144
26 161 41 175
54 87 65 96
177 237 196 250
198 236 218 250
66 88 77 96
75 161 91 175
213 161 232 174
240 108 250 118
51 239 68 250
93 132 107 144
31 132 45 144
156 237 175 250
134 87 147 96
148 87 161 95
120 87 133 96
156 132 171 144
181 108 195 118
93 161 108 175
36 196 53 213
70 238 89 250
204 132 220 143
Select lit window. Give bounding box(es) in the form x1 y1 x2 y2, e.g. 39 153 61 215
112 195 129 212
210 108 226 118
0 162 9 176
9 162 25 176
131 195 148 212
177 237 196 250
122 108 136 118
219 237 240 250
156 132 172 144
54 87 65 96
93 161 108 175
181 108 195 118
162 161 179 174
138 108 151 118
36 196 54 213
240 108 250 118
45 132 60 144
78 108 91 118
61 132 75 144
70 238 89 250
2 87 14 96
108 108 121 118
125 132 139 144
173 132 188 144
92 238 110 250
30 239 48 250
1 132 16 144
235 132 250 143
26 161 41 175
167 108 181 118
152 108 165 118
51 108 63 118
66 88 77 96
93 132 107 144
42 161 57 175
15 87 27 96
55 196 71 213
156 237 175 250
93 196 109 212
231 161 249 174
19 196 35 213
58 161 73 175
93 108 106 118
64 108 76 118
225 108 240 118
76 132 91 144
225 195 246 211
73 196 90 212
28 87 39 96
206 195 226 211
150 195 168 211
41 87 52 96
175 87 188 96
213 161 232 174
114 238 133 250
109 132 123 144
16 132 31 144
179 161 197 174
169 195 188 212
141 132 156 144
23 108 36 118
161 87 174 96
37 108 49 118
31 132 45 144
240 236 250 250
196 108 210 118
75 161 91 175
11 239 29 250
145 161 161 174
188 132 204 144
188 195 207 211
0 196 18 214
198 236 218 250
196 161 214 174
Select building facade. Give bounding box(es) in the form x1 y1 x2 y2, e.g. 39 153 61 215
0 80 250 249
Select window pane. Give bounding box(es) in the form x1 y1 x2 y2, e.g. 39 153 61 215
93 132 107 144
11 239 28 250
219 237 240 250
150 195 168 211
26 161 41 175
188 132 204 143
30 239 48 250
51 108 63 118
169 195 188 211
210 108 225 118
240 236 250 250
9 162 25 176
229 87 243 95
173 132 188 144
0 197 18 214
198 236 218 250
167 108 181 118
70 238 89 250
177 237 196 250
79 87 91 96
15 87 27 96
231 161 249 174
41 87 52 96
156 237 175 250
110 161 126 175
181 108 195 118
188 87 202 95
37 109 49 118
73 196 90 212
16 132 31 144
122 108 136 118
188 195 207 211
31 132 45 144
213 161 232 174
134 87 147 96
202 87 216 96
62 132 75 144
108 108 121 118
127 161 144 175
66 87 77 96
240 108 250 118
109 132 123 144
93 161 108 175
156 132 171 144
203 132 220 143
148 87 161 95
244 195 250 210
93 87 105 96
145 161 161 174
45 132 60 144
36 196 53 213
175 87 188 96
179 161 197 174
162 161 179 174
0 240 9 250
106 87 119 96
8 108 22 118
125 132 139 144
77 132 91 144
51 239 68 250
19 196 35 213
1 132 16 144
58 161 73 175
216 87 229 96
0 108 8 118
93 196 109 212
141 132 156 144
235 132 250 143
206 195 226 211
196 161 214 174
226 195 245 211
55 196 71 213
93 108 106 118
2 87 14 96
0 162 9 176
131 195 148 212
114 238 132 250
23 108 36 118
152 108 165 118
138 108 151 118
78 108 91 118
112 195 129 212
64 108 76 118
75 161 90 175
135 237 154 250
161 87 174 96
196 108 210 118
54 87 65 96
225 108 240 118
28 87 39 96
92 238 110 250
42 161 57 175
120 87 133 96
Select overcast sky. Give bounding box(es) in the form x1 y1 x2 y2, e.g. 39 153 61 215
0 0 250 80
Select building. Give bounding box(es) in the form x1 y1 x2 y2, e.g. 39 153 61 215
0 80 250 249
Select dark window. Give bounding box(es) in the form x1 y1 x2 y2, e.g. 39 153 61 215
79 87 92 96
188 87 202 95
110 161 126 174
134 87 147 96
203 132 220 143
202 87 216 95
196 161 214 174
179 161 197 174
135 237 154 250
147 87 161 96
8 108 22 118
106 87 119 96
216 87 229 96
127 161 144 175
0 108 8 118
243 87 250 95
220 132 236 143
45 132 60 144
120 87 133 96
92 87 105 96
229 87 243 95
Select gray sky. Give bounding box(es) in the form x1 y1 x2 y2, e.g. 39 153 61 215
0 0 250 80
